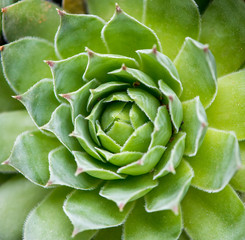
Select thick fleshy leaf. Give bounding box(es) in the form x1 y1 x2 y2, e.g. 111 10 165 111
124 199 182 240
146 160 193 213
187 128 241 192
0 175 48 240
83 51 138 82
48 146 100 189
159 80 183 132
154 132 186 179
181 97 208 156
182 186 245 240
100 173 158 210
1 37 57 94
24 188 96 240
17 79 59 127
44 104 81 152
127 88 160 122
55 12 107 58
121 122 153 153
102 8 161 59
174 37 217 108
64 189 134 235
200 0 245 76
206 70 245 140
137 49 182 96
144 0 200 59
109 67 161 97
230 141 245 192
118 146 165 175
2 0 59 42
0 110 36 172
129 103 148 129
73 115 104 160
51 53 88 102
87 0 144 22
73 151 125 180
149 106 172 149
7 131 60 186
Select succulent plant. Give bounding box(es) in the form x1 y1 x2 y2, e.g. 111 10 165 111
0 0 245 240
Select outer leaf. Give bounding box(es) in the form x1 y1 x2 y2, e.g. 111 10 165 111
230 141 245 192
174 37 217 108
2 0 60 42
51 53 88 102
144 0 200 59
182 186 245 240
187 128 241 192
137 49 182 96
1 37 57 94
181 97 208 156
55 12 107 58
7 131 60 186
48 146 101 190
0 110 36 172
0 175 48 240
63 189 134 235
200 0 245 76
102 8 161 59
206 70 245 140
100 173 158 211
146 160 193 213
17 79 59 127
24 188 96 240
124 199 182 240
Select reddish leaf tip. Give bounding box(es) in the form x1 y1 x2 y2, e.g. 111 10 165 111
168 164 176 174
60 93 71 100
118 202 125 212
1 7 7 13
201 122 207 128
2 160 10 165
45 180 53 187
115 3 122 13
75 167 84 176
72 229 79 238
133 81 140 87
0 46 4 51
122 63 127 70
45 60 55 68
57 8 65 16
137 159 143 165
171 205 179 215
169 95 174 101
152 44 157 55
85 47 94 57
203 44 209 53
12 95 22 101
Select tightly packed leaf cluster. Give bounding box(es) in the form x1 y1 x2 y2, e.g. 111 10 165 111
0 0 245 240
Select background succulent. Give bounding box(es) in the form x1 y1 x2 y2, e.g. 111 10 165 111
0 0 245 240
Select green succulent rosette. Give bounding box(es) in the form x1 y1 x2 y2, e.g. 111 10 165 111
0 0 245 239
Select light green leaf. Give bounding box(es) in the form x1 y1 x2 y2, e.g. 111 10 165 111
206 70 245 140
44 104 82 152
48 146 101 190
144 0 200 59
24 188 96 240
174 37 217 108
200 0 245 76
182 186 245 240
159 80 183 132
118 146 165 175
181 97 208 156
73 151 125 180
2 37 57 94
83 51 138 82
124 199 182 240
187 128 241 192
64 189 134 234
51 53 88 102
0 110 36 172
100 173 158 211
0 175 49 240
55 12 107 58
149 106 172 149
230 141 245 192
7 131 60 186
154 132 186 179
2 0 60 42
127 88 160 122
102 7 161 59
104 91 132 103
146 160 193 213
17 79 59 127
121 122 153 153
129 103 148 129
137 49 182 96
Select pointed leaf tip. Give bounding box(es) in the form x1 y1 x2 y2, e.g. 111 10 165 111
2 160 10 165
171 205 179 215
203 44 209 53
57 8 65 16
152 45 157 55
72 229 79 238
115 3 122 13
1 7 7 13
45 180 53 187
75 167 84 176
59 93 71 100
118 203 125 212
85 47 94 57
12 95 22 101
0 46 4 51
122 64 127 70
45 60 55 68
